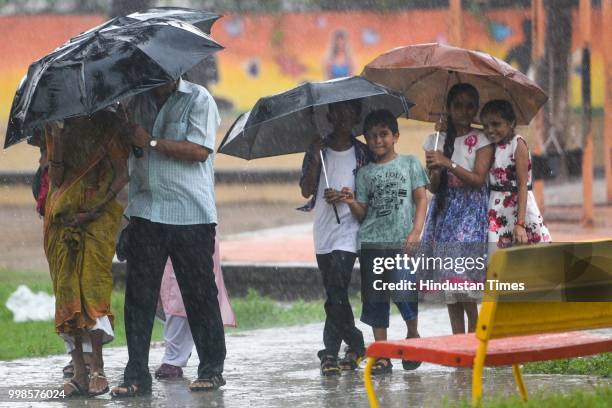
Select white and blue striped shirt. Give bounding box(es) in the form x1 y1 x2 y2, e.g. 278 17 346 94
126 79 220 225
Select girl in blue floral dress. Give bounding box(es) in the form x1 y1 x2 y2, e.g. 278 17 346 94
421 83 494 334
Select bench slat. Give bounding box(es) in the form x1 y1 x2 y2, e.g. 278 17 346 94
366 332 612 367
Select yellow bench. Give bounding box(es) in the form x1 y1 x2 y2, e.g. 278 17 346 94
364 239 612 407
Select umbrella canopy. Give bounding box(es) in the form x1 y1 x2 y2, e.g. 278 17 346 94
362 43 547 125
218 76 412 160
69 7 220 43
5 19 222 148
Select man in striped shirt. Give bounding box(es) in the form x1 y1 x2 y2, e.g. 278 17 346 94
111 79 226 397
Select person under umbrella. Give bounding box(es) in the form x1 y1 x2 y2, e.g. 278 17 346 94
43 110 130 397
421 84 493 335
299 99 372 375
218 76 411 375
362 43 547 335
111 77 225 397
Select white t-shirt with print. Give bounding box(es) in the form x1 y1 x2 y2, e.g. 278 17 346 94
313 147 360 255
422 129 491 172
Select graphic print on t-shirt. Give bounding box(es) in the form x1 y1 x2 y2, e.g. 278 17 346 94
368 170 408 218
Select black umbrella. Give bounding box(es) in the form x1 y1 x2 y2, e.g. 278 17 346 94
218 76 413 224
218 76 412 160
68 7 220 43
4 19 222 148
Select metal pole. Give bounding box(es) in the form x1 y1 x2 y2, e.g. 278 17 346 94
580 0 594 226
532 0 546 212
603 0 612 203
449 0 462 47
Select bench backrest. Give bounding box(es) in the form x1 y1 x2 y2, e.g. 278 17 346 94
476 240 612 340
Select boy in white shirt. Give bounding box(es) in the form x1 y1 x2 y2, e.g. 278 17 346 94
299 101 372 375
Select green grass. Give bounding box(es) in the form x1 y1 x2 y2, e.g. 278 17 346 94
0 269 337 360
524 353 612 378
227 289 327 331
0 268 164 360
450 386 612 407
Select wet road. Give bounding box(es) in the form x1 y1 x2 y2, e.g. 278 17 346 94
0 305 609 407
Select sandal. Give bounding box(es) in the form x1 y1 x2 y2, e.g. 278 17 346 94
338 347 364 371
370 358 393 375
62 362 91 378
62 379 88 398
317 351 340 376
155 363 183 379
88 372 109 397
402 359 422 370
189 374 226 392
402 336 422 371
110 383 151 398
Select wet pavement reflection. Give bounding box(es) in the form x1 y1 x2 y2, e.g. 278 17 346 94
0 305 609 407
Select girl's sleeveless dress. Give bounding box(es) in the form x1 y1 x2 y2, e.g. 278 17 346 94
488 135 552 247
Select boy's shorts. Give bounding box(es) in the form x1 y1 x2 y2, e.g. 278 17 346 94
359 246 418 328
361 301 418 328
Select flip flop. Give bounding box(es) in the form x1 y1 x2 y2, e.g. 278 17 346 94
189 375 226 392
338 348 364 371
370 358 393 375
402 336 422 370
88 372 109 397
110 383 151 398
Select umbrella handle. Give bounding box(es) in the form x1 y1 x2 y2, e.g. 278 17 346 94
434 131 440 152
332 203 341 224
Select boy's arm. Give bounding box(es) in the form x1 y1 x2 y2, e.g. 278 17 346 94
427 168 442 193
513 139 529 244
300 139 322 198
406 186 427 243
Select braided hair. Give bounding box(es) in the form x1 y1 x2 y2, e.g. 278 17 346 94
435 83 480 213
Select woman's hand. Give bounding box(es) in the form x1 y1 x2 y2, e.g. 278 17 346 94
64 209 102 227
513 225 528 245
425 150 451 170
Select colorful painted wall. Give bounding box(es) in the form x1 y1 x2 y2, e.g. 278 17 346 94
0 8 606 128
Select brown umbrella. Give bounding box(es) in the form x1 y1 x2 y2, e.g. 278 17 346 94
362 43 547 125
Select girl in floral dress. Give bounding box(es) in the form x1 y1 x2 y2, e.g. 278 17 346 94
481 100 551 247
422 83 494 334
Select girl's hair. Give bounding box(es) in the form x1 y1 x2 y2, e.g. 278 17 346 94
480 99 517 125
436 83 479 213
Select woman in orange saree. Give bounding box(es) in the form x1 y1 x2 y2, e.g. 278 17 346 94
44 110 129 397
